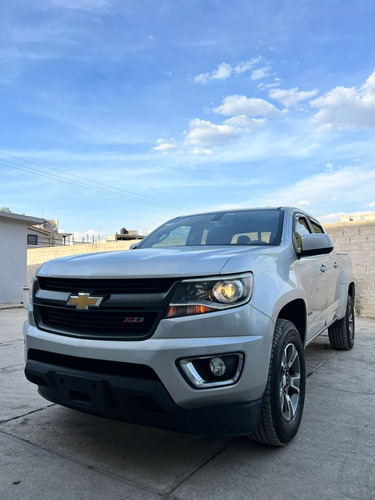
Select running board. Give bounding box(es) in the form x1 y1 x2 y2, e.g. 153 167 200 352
305 316 338 347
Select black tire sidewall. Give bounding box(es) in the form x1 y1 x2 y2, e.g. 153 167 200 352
345 296 355 347
328 294 355 350
269 323 306 443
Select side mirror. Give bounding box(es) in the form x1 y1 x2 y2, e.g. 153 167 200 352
300 233 333 257
129 243 138 250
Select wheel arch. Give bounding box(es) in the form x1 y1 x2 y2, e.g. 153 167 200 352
336 281 356 320
348 281 355 302
277 299 307 344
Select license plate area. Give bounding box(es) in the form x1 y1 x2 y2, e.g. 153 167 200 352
56 373 106 411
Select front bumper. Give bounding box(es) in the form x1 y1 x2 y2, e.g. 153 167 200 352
24 304 274 436
25 356 262 436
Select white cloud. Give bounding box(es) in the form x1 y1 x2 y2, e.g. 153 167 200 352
184 119 239 147
152 139 176 153
259 82 281 90
251 67 270 81
266 167 375 208
212 62 232 80
213 95 280 117
191 166 374 218
364 201 375 207
194 62 232 84
223 115 267 129
296 200 311 206
269 87 318 107
318 212 346 223
193 73 212 85
189 147 214 156
194 57 264 84
73 229 101 243
310 70 375 130
234 57 262 74
320 210 374 223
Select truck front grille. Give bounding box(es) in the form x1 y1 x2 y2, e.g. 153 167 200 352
33 277 178 340
35 305 160 340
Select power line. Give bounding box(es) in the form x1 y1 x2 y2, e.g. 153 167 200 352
0 152 188 210
0 157 182 210
0 150 189 211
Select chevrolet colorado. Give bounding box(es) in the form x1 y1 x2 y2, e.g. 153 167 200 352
24 207 355 445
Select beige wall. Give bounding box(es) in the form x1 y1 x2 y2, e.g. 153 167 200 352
324 220 374 318
27 240 139 283
27 223 375 318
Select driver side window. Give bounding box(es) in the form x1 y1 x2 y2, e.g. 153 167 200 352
294 216 311 252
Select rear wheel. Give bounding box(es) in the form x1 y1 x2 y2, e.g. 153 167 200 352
328 295 355 350
249 319 306 446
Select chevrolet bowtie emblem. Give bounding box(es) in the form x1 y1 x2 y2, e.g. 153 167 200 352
67 292 103 310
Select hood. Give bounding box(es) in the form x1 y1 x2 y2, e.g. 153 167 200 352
37 246 274 279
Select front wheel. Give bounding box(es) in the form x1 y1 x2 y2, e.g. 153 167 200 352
249 319 306 446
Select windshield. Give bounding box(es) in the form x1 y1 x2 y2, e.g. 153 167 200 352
137 209 284 249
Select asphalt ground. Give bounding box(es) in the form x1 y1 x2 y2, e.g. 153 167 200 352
0 308 374 500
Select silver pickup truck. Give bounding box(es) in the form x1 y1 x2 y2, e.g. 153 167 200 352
24 207 355 445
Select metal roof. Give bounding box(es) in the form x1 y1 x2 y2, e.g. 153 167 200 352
0 211 45 225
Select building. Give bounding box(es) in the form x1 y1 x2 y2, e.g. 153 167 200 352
27 219 72 247
0 211 44 304
106 227 145 242
341 211 375 222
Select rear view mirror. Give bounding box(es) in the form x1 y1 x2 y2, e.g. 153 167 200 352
300 233 333 257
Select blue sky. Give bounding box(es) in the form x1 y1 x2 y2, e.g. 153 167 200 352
1 0 375 239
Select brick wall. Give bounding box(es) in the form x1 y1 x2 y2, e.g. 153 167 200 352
324 220 375 318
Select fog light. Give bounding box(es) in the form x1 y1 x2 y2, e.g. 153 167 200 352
178 353 244 389
209 357 227 377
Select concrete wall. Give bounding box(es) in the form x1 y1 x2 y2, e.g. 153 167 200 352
324 220 374 318
0 219 28 303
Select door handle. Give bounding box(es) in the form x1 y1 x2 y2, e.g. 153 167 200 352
320 265 327 273
333 262 339 268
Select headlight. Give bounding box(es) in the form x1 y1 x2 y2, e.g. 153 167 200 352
166 273 252 318
212 280 244 303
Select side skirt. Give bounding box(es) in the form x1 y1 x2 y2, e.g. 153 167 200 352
304 316 337 347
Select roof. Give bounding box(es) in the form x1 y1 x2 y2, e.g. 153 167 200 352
27 225 51 235
0 212 45 225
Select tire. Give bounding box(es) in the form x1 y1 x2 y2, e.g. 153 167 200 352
328 295 355 350
249 319 306 446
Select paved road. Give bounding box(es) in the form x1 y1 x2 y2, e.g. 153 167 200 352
1 308 374 499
